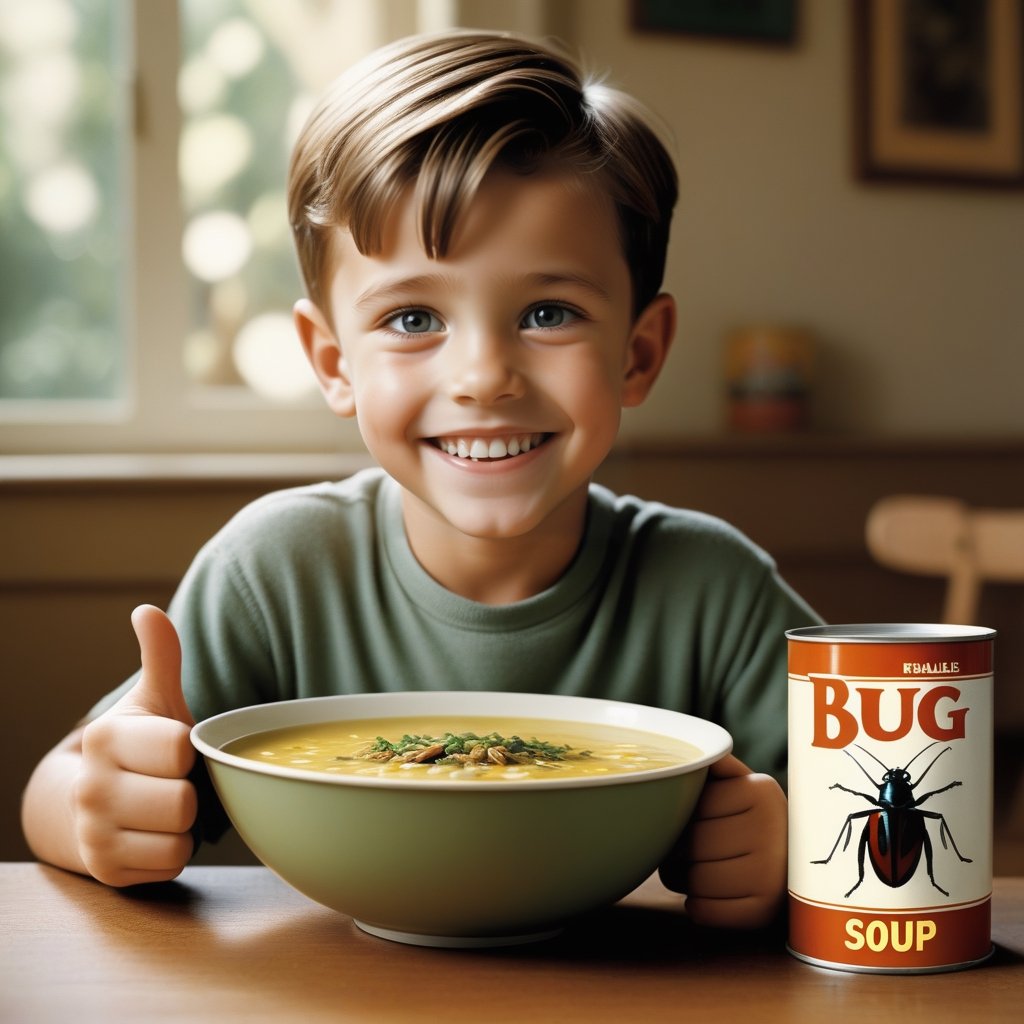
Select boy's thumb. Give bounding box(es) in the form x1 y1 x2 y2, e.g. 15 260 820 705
121 604 194 725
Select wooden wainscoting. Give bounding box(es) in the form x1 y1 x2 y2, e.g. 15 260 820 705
3 438 1023 865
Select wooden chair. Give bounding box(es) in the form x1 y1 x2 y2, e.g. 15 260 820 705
865 495 1024 625
866 496 1024 846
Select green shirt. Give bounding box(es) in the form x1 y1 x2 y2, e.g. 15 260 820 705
93 468 819 801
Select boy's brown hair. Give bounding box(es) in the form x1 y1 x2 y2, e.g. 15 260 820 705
288 29 677 319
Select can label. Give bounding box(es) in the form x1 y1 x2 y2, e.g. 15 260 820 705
787 625 994 973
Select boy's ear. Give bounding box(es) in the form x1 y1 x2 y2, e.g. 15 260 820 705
293 298 356 418
622 293 676 408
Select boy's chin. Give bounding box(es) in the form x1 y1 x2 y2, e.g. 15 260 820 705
400 481 582 539
417 500 554 542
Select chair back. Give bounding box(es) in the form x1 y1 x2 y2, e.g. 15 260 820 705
866 495 1024 625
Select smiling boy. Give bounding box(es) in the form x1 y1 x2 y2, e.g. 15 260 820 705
23 30 820 928
297 166 672 604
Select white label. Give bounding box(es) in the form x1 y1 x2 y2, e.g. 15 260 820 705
788 673 992 910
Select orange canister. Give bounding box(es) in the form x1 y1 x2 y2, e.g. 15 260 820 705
786 624 995 973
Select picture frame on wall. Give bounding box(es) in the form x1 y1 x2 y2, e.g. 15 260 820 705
631 0 797 44
853 0 1024 187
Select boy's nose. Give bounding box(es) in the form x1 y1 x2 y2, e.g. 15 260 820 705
444 332 524 406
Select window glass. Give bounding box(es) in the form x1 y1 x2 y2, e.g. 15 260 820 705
0 0 128 402
179 0 319 402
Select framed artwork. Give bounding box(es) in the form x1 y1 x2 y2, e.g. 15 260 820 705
853 0 1024 187
631 0 797 44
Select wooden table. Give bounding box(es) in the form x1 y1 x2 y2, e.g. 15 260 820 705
2 864 1021 1023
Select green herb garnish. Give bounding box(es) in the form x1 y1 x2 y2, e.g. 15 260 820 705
347 731 590 767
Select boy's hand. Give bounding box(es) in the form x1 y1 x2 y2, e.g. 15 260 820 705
74 606 197 887
658 754 787 929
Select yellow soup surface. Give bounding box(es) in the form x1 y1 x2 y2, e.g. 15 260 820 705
225 716 703 782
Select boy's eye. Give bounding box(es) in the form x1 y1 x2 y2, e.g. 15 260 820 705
521 304 578 329
386 309 444 334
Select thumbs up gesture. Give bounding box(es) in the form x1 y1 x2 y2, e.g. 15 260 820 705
75 606 198 886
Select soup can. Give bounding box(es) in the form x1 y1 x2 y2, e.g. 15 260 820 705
786 624 995 973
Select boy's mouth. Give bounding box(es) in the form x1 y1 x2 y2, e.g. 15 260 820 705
430 433 550 461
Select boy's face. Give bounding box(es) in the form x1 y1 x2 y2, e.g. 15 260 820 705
296 167 673 564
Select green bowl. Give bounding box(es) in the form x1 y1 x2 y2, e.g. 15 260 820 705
191 691 731 947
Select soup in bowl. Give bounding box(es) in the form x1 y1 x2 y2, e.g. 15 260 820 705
190 691 731 947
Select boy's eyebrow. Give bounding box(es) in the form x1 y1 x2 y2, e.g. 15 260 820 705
354 271 612 311
353 274 456 311
527 272 612 301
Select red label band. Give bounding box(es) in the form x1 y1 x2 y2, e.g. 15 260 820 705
788 639 992 678
788 895 991 971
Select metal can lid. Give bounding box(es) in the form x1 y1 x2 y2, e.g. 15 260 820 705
785 623 996 643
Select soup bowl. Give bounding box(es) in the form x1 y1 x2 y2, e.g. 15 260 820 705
190 691 731 947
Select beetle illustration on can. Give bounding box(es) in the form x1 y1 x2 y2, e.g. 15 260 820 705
786 624 995 974
812 741 972 898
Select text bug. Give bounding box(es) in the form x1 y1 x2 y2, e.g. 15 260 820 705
812 741 972 898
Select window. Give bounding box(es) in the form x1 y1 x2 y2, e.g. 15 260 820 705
0 0 128 405
179 0 317 403
0 0 557 455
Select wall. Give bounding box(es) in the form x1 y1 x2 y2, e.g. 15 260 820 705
545 1 1023 441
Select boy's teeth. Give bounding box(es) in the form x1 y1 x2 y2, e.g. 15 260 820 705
439 434 544 460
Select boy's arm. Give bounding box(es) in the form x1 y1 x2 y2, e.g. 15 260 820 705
21 607 198 886
658 754 787 929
